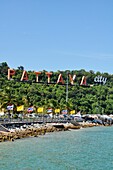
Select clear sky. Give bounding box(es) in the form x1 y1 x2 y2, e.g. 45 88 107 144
0 0 113 73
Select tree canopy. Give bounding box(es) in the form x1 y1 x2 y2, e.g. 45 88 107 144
0 62 113 115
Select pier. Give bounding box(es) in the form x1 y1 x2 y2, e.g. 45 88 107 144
0 117 71 129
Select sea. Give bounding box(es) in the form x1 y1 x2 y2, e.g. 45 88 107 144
0 126 113 170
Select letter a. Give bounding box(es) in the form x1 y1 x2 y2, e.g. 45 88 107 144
57 74 64 84
80 76 87 86
21 70 28 81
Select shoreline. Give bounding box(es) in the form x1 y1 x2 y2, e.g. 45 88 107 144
0 122 105 143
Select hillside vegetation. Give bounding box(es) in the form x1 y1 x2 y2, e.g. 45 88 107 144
0 62 113 115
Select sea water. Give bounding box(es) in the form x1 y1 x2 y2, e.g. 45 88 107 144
0 126 113 170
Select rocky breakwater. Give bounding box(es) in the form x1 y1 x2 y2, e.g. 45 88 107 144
0 123 69 142
0 121 105 142
66 120 104 129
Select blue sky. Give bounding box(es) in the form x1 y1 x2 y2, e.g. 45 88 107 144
0 0 113 73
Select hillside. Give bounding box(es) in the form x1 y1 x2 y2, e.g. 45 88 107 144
0 62 113 115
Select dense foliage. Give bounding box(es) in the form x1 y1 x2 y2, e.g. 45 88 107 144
0 62 113 115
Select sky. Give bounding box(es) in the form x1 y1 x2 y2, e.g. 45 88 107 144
0 0 113 74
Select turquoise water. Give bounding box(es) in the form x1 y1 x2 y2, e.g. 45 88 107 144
0 126 113 170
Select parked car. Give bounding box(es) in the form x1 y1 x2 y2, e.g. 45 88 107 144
27 113 39 118
0 118 4 122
